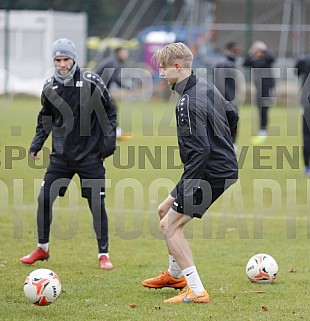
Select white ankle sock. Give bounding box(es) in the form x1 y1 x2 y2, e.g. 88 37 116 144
98 253 109 259
38 243 49 252
168 255 183 278
182 266 205 295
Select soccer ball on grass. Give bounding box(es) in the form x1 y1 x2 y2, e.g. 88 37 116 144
246 253 278 283
23 268 61 306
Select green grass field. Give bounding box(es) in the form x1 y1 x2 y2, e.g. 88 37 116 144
0 95 309 321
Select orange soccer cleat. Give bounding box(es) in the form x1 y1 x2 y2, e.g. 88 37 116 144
164 287 210 304
141 270 187 289
19 247 49 265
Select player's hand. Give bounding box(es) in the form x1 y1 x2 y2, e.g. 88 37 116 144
30 152 40 161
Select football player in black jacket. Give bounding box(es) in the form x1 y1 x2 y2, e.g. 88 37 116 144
19 38 117 270
141 43 239 303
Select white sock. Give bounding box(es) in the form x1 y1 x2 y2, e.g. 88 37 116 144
116 127 122 138
168 255 182 279
182 266 205 295
258 129 267 137
38 243 49 252
98 253 109 259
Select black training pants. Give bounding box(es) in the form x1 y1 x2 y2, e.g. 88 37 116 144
37 158 109 253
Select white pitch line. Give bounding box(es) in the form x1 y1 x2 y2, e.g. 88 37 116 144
2 205 309 221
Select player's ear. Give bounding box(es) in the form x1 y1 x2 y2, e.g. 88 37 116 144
174 63 181 70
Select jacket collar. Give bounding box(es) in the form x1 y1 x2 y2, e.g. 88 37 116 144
54 63 79 85
224 50 237 63
173 71 197 95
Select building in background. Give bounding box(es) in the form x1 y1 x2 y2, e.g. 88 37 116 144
0 10 87 95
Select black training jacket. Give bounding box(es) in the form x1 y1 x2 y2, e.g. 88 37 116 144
30 66 117 162
214 51 238 104
95 54 123 90
173 73 239 189
295 56 310 111
243 50 276 96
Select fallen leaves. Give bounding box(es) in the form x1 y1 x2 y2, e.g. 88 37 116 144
243 290 266 294
288 268 297 273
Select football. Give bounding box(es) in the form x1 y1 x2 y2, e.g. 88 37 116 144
23 268 61 306
246 253 278 283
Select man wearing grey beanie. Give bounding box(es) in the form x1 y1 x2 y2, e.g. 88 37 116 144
19 38 117 270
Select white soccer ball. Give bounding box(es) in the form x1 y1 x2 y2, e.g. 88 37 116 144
23 268 61 306
246 253 278 283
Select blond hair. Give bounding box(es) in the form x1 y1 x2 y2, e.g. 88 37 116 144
152 42 193 68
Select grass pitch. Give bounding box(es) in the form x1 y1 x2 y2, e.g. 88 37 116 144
0 95 309 321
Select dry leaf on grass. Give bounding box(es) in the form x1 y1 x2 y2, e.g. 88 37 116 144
220 287 227 293
243 290 266 294
129 303 137 308
261 306 269 312
288 268 297 273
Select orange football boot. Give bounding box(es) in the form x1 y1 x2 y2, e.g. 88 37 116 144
142 270 187 289
164 287 210 304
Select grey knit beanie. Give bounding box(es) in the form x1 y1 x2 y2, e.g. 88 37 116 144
52 38 76 60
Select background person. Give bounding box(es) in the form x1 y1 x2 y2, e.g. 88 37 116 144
214 41 240 150
243 41 276 144
141 42 239 304
95 47 131 140
19 38 117 270
295 54 310 175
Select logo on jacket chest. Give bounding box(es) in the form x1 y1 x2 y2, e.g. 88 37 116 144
177 94 190 126
76 81 83 87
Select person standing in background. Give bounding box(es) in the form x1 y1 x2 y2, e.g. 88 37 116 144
214 41 240 150
95 47 131 140
243 41 276 144
295 55 310 175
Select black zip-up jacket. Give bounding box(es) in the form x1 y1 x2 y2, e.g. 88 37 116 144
95 54 126 90
243 50 276 96
295 56 310 110
215 51 238 103
295 56 310 86
30 66 117 163
173 73 239 190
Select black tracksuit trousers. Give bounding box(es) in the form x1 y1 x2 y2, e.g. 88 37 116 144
37 158 109 253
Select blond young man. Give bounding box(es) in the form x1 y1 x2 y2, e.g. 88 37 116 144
141 43 239 303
